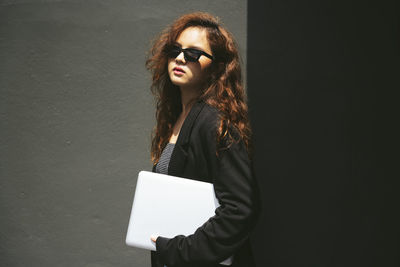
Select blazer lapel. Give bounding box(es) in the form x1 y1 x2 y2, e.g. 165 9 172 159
168 100 206 177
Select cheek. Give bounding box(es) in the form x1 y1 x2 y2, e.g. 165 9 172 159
167 60 174 73
167 61 179 80
198 60 212 77
196 65 211 80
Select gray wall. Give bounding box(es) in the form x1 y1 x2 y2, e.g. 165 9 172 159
0 1 247 266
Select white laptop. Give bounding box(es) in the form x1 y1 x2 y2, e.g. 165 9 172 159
125 171 233 265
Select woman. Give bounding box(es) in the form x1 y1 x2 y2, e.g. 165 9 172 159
145 12 261 267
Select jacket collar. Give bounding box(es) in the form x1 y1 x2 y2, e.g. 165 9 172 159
168 100 206 177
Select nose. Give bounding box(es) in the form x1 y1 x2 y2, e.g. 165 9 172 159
175 51 186 63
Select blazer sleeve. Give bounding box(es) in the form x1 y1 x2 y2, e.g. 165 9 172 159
154 116 262 266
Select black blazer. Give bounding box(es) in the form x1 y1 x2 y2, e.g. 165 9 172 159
151 100 262 267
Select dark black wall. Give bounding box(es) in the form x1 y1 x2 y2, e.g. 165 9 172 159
247 1 398 266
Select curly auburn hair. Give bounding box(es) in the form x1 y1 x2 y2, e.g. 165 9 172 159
146 12 252 164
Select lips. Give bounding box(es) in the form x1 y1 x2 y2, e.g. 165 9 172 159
173 67 185 73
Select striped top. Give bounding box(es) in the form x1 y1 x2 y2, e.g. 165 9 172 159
155 143 175 175
155 143 174 267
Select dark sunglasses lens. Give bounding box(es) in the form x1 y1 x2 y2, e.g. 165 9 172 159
168 46 181 58
168 46 202 62
184 50 200 62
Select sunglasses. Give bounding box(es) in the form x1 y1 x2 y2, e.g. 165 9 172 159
167 45 214 62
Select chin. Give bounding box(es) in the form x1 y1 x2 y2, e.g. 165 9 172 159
170 76 187 87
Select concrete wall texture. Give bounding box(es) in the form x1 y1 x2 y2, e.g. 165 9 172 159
0 1 247 266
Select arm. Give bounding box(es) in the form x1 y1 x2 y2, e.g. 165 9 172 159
154 119 262 266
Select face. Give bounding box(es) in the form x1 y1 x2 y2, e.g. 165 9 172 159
167 27 213 92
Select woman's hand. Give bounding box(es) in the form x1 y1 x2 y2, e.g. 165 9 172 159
150 235 158 242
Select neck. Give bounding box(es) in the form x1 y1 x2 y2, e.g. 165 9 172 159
180 86 200 115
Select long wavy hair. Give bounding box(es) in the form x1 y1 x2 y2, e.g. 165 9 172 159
146 12 252 164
